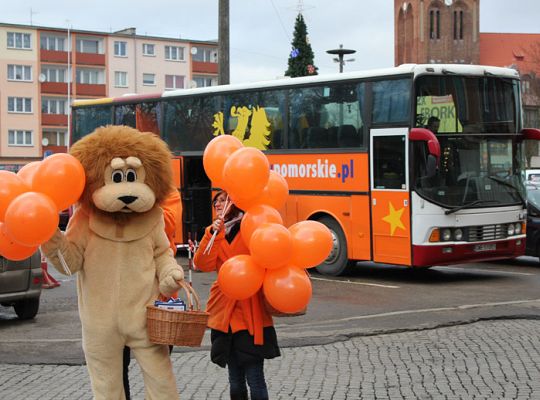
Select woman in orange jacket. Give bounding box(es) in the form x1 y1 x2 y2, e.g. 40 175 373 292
194 190 280 400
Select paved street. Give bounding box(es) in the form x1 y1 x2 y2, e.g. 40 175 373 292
1 318 540 399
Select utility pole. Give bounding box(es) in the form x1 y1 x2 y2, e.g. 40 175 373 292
218 0 230 85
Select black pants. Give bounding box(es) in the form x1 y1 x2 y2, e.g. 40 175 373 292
123 345 173 400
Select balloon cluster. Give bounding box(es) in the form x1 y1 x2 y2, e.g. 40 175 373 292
203 135 333 314
0 154 85 261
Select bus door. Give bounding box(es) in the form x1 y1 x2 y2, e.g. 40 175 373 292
370 128 411 265
180 157 212 244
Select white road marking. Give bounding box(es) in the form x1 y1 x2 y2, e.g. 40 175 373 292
434 266 535 276
310 276 399 289
287 298 540 328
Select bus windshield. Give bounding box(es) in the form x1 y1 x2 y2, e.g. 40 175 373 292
413 74 525 208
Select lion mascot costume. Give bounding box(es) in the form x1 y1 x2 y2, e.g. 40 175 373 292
42 126 184 399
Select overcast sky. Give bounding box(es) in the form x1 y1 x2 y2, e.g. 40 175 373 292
4 0 540 83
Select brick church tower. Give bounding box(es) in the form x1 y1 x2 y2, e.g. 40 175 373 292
394 0 480 66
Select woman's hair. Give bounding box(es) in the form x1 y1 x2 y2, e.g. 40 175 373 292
212 190 243 220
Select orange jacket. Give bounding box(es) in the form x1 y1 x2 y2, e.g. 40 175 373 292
161 189 181 255
194 225 274 345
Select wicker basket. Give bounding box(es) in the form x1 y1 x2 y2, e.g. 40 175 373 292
147 281 209 347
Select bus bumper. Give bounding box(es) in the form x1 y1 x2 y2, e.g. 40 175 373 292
412 237 526 267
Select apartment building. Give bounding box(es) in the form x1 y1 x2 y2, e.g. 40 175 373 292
0 23 218 171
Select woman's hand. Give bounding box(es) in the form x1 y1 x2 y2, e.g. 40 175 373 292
211 216 224 233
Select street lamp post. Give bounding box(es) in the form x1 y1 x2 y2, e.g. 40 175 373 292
326 44 356 73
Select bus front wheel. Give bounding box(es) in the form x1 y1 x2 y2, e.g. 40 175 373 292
315 216 355 276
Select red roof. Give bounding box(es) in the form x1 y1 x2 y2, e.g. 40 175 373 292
480 33 540 76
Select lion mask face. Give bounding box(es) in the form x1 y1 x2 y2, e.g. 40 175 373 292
92 156 155 213
69 125 173 219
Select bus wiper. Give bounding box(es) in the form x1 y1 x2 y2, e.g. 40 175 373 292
487 176 526 206
444 200 500 215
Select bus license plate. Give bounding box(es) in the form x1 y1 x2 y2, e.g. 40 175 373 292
474 243 496 252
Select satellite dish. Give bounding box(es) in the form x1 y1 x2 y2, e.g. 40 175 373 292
38 73 47 83
41 137 49 146
190 80 197 88
190 47 198 55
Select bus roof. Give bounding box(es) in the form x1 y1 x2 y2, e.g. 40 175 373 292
72 64 520 107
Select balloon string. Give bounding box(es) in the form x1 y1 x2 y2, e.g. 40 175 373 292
203 195 232 255
56 249 72 276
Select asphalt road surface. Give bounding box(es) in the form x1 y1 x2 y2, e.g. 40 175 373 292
1 256 539 365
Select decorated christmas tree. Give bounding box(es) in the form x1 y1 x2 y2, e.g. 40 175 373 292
285 13 318 77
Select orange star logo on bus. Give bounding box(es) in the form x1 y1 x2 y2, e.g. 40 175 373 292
382 202 405 236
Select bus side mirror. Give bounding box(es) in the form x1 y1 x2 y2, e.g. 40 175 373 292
521 128 540 140
410 128 440 174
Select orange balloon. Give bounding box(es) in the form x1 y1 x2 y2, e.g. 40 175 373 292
203 135 243 188
249 223 293 270
4 192 59 246
231 170 289 211
32 153 85 211
0 222 37 261
0 171 29 221
222 147 269 201
217 255 265 300
240 204 283 247
17 161 41 188
289 220 333 268
263 266 312 313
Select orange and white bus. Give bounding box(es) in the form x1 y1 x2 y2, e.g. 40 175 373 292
71 64 540 275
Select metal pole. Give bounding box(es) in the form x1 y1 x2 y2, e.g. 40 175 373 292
218 0 230 85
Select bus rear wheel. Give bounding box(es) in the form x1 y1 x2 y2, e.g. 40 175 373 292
315 216 355 276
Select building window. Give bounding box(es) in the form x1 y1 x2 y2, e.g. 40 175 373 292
40 34 66 51
7 32 31 49
165 75 184 90
142 43 155 56
76 38 103 54
114 41 127 57
43 129 67 146
42 66 67 83
8 130 33 146
193 76 216 88
164 46 184 61
143 73 155 86
114 71 128 87
8 64 32 81
42 98 67 114
192 47 218 63
76 68 104 84
453 10 464 40
429 9 440 40
8 97 32 113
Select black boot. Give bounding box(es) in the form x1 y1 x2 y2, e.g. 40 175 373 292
230 391 249 400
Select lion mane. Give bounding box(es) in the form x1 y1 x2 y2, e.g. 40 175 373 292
70 125 173 215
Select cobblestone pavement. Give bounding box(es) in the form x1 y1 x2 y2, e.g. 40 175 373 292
1 319 539 400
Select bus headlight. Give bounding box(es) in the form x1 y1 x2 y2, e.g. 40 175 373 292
441 228 452 241
454 228 463 241
507 224 515 236
514 223 521 235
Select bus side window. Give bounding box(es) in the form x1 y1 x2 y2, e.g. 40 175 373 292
337 124 358 147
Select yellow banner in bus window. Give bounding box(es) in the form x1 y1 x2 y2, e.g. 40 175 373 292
416 95 463 133
212 106 272 150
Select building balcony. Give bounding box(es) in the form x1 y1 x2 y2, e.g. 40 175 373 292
41 114 68 126
41 82 72 95
40 49 68 63
76 83 106 97
75 52 106 66
43 145 68 155
192 61 218 74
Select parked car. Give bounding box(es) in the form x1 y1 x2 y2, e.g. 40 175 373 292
0 250 42 319
525 183 540 260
